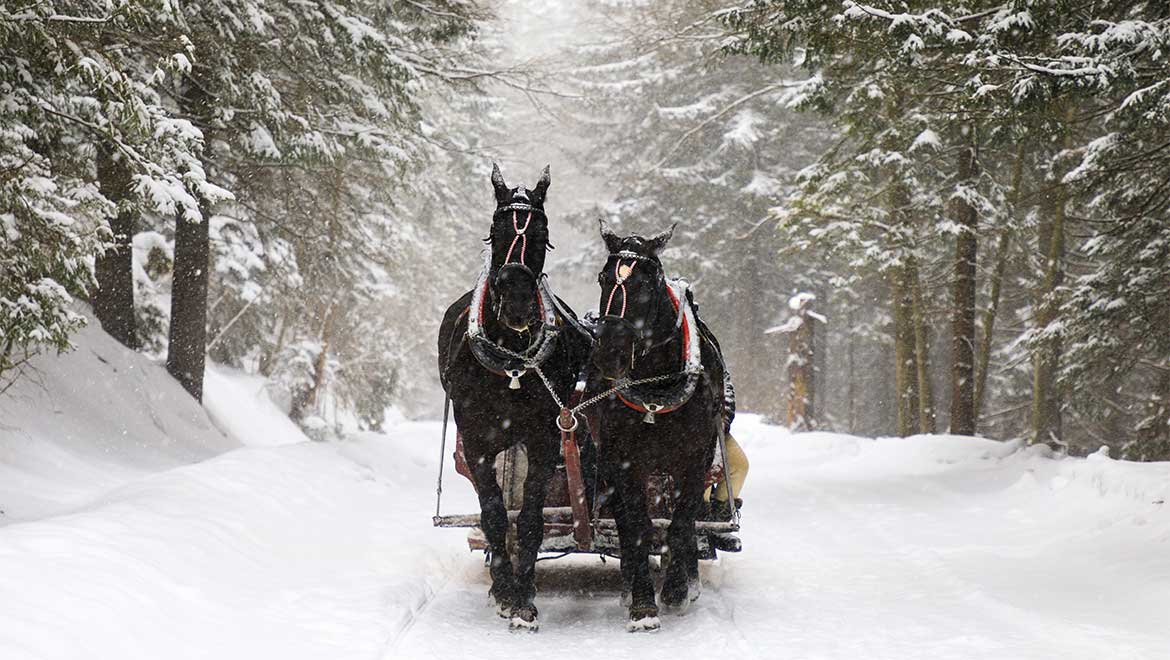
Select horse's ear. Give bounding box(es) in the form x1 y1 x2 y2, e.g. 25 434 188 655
646 223 676 256
491 162 509 204
599 218 623 254
532 164 551 205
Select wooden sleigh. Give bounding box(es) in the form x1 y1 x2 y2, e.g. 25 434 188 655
432 409 740 560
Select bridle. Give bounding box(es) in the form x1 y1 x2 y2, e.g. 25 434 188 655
467 199 562 390
592 250 702 423
503 209 532 266
597 251 681 369
487 200 547 312
601 250 659 317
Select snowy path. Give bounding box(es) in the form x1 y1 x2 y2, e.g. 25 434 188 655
388 419 1170 660
3 409 1170 659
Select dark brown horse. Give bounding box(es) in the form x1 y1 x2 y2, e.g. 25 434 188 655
588 222 727 632
436 165 591 632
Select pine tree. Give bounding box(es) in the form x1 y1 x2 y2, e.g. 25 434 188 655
1 1 213 389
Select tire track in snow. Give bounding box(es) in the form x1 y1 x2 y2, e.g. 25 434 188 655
378 541 481 657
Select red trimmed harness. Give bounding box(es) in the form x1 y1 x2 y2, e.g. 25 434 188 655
472 275 547 383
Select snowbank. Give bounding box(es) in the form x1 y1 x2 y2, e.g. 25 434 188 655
0 433 465 660
203 363 308 448
0 316 237 523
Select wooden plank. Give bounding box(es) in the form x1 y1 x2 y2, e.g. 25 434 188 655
433 509 738 533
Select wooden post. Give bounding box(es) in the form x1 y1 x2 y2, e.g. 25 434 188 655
773 293 820 431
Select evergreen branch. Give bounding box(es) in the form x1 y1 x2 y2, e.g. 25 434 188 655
34 103 146 169
414 63 583 99
652 81 799 169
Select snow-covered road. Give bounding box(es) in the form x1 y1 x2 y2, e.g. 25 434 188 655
3 371 1169 660
387 418 1170 660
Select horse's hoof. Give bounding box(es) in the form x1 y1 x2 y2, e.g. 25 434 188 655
660 592 691 616
509 605 539 633
626 605 660 633
688 576 703 603
711 532 742 553
489 587 514 618
626 614 661 633
659 577 691 613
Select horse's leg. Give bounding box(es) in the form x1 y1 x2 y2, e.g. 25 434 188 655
605 482 635 607
509 438 555 630
612 461 658 631
661 453 707 612
466 444 517 616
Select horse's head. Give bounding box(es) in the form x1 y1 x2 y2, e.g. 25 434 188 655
487 163 551 332
592 220 676 380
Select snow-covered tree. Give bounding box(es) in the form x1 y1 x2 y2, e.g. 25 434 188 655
564 0 834 419
1 1 215 389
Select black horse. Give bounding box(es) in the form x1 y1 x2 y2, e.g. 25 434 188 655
436 164 591 631
589 221 726 632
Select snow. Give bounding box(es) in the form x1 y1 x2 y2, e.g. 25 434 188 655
2 323 1170 659
788 291 816 310
0 313 236 524
203 363 307 448
910 127 942 152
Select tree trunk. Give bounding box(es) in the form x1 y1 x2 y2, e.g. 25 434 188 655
307 300 337 414
974 144 1024 423
1031 182 1067 446
892 263 920 437
812 286 827 427
167 198 211 401
974 229 1012 422
949 127 979 436
888 172 919 437
92 146 139 349
909 256 936 433
167 78 214 400
1030 107 1079 448
259 310 290 377
846 306 857 435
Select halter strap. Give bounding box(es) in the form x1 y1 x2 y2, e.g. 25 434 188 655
603 258 637 317
503 210 532 266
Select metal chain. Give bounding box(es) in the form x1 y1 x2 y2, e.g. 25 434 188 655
532 364 566 409
533 362 684 428
567 372 678 417
491 321 698 430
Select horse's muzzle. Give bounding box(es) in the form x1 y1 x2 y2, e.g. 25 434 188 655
591 315 642 380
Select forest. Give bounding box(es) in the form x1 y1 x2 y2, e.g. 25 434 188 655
4 0 1169 459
